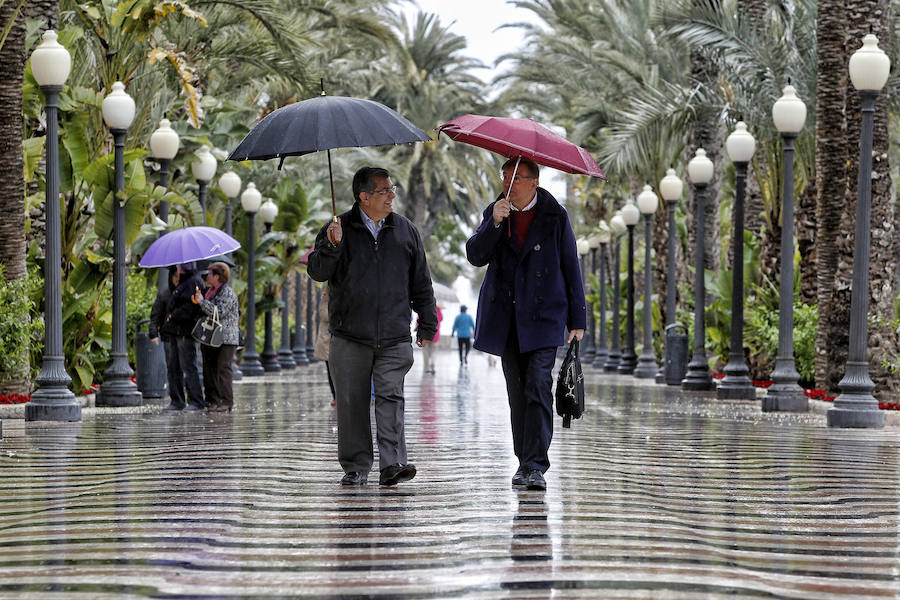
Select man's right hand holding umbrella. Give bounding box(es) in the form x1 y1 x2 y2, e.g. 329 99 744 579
326 218 342 245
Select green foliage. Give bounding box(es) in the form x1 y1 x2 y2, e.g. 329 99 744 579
0 265 44 385
745 295 818 386
125 271 160 366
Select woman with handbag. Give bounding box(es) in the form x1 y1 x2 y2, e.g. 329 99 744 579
193 262 240 412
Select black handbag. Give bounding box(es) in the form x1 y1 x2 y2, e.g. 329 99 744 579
555 339 585 428
192 306 224 347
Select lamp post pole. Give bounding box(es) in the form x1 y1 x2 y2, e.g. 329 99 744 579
96 82 141 407
149 118 179 292
292 271 309 365
305 275 317 362
718 122 757 400
218 171 243 380
657 169 683 384
583 243 597 364
278 280 297 369
192 146 216 226
260 219 281 373
240 183 264 376
604 215 626 372
635 185 659 378
26 31 81 421
829 34 890 428
682 149 714 391
618 200 640 374
592 227 611 369
765 84 808 412
576 238 590 357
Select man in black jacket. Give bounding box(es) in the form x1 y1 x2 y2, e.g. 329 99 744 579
159 262 206 411
308 166 438 487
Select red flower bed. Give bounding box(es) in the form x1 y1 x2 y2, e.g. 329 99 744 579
804 388 835 402
0 393 30 405
711 372 725 380
752 380 773 388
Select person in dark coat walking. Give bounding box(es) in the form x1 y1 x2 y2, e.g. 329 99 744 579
466 157 586 491
159 262 206 411
149 267 179 404
308 166 438 487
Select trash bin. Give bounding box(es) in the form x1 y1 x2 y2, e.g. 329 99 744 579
136 319 168 398
664 323 689 386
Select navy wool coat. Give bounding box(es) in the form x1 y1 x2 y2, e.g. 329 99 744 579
466 187 587 356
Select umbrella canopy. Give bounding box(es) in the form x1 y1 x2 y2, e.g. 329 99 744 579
437 114 606 180
139 226 241 268
228 93 430 216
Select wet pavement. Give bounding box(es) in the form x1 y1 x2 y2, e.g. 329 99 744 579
2 349 900 599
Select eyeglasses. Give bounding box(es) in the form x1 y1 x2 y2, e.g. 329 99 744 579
499 172 537 184
368 185 398 196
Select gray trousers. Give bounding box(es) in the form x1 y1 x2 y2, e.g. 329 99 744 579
329 336 414 473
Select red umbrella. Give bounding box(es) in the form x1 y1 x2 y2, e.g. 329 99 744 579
436 114 606 179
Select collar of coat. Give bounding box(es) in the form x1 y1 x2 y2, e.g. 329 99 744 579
503 186 566 254
347 202 396 230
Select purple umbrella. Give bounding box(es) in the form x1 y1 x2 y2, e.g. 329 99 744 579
139 226 241 268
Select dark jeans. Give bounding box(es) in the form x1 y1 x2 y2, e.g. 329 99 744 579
165 335 204 408
501 328 556 474
457 337 471 363
200 344 235 408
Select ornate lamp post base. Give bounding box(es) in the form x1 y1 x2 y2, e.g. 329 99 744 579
682 356 713 391
634 356 657 379
762 358 807 412
827 364 884 427
26 386 81 421
96 373 142 407
716 358 756 400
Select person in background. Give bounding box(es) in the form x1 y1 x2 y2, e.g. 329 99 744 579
419 304 442 374
150 267 180 409
451 305 475 365
466 157 585 491
314 284 336 407
193 262 240 412
160 262 206 411
308 165 437 487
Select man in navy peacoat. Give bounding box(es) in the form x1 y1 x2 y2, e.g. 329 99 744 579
466 157 586 491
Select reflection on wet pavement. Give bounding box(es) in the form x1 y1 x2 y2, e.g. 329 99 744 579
1 350 899 598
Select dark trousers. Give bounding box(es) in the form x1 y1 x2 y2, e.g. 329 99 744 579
329 336 414 473
165 335 204 408
201 344 236 408
457 337 471 363
501 328 556 474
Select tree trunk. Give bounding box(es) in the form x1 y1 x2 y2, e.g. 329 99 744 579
796 180 817 305
813 0 849 390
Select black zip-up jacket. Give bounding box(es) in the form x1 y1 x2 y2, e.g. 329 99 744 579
160 272 204 338
307 203 437 348
149 286 173 342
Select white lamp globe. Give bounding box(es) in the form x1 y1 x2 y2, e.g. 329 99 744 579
597 220 612 244
259 199 279 225
149 119 180 160
637 184 659 215
659 168 683 203
30 30 71 87
218 171 242 198
610 212 627 236
772 84 807 134
849 34 891 92
687 148 714 185
191 146 217 182
241 182 262 213
622 198 640 226
576 238 590 256
588 233 601 249
101 81 135 131
726 121 756 163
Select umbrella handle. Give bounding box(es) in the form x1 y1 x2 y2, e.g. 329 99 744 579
506 157 520 238
327 149 336 217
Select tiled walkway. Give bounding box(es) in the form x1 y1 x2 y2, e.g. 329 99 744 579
1 349 899 599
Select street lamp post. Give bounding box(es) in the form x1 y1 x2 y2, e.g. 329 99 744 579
278 279 297 370
765 84 809 412
592 223 611 369
305 275 317 362
635 185 660 378
259 199 281 372
191 146 217 226
618 199 640 374
682 148 714 391
218 170 243 380
657 168 684 384
718 122 757 400
240 183 265 376
96 81 141 407
292 271 309 365
576 237 590 357
604 213 627 372
25 31 81 421
584 237 600 364
828 34 890 429
149 118 180 291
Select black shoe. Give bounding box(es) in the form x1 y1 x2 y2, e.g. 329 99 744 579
185 403 206 411
163 403 184 411
340 471 367 486
511 467 527 487
379 463 416 486
526 470 546 491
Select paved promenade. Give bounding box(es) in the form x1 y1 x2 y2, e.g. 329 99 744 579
1 349 899 599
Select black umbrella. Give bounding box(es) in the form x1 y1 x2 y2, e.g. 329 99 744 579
228 90 430 216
